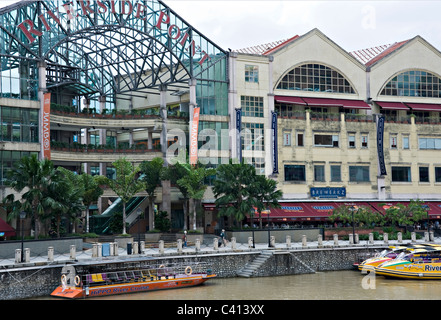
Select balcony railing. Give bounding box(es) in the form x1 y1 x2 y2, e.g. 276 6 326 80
50 141 161 153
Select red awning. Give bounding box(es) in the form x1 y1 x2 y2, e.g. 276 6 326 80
269 203 316 219
274 95 308 105
405 103 441 111
0 217 16 237
202 203 216 211
375 101 409 110
301 97 344 107
423 202 441 218
336 99 371 109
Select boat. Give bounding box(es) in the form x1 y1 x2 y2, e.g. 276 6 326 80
51 263 216 299
357 246 408 272
374 246 441 279
358 243 441 273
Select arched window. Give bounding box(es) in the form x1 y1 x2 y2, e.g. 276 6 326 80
380 70 441 97
276 63 355 94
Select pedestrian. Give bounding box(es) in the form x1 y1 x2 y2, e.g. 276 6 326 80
220 229 227 247
183 230 187 247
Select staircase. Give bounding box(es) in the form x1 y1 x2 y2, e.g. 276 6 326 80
236 251 274 278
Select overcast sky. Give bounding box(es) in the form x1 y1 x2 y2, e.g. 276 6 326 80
1 1 440 53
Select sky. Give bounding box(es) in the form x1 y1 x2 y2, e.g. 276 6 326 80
1 0 440 53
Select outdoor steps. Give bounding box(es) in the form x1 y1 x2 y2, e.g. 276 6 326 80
236 251 274 278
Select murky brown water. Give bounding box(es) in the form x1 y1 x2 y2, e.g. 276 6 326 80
82 270 441 300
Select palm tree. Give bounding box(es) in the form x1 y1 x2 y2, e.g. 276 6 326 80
139 157 164 231
176 163 216 230
3 154 63 239
249 175 283 228
79 172 103 233
213 160 256 228
96 158 145 235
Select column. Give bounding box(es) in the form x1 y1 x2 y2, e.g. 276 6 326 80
99 96 107 176
228 53 238 160
82 98 91 174
266 55 275 176
38 61 47 161
160 85 171 220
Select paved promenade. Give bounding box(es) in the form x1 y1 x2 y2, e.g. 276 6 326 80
2 236 439 269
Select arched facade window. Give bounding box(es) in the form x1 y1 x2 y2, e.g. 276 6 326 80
380 70 441 98
276 63 355 94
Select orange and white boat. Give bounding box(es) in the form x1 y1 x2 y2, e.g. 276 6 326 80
51 263 216 299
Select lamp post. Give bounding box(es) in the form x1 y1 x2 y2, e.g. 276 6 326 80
136 208 142 254
349 206 358 244
19 211 26 262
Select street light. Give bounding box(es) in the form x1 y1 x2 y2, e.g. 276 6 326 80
136 208 143 254
19 211 26 262
349 206 358 245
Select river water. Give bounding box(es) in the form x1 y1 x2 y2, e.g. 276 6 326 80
86 270 440 300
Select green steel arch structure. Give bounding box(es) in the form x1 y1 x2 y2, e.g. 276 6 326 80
0 0 228 107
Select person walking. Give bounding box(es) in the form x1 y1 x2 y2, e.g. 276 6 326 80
220 229 227 247
183 230 188 247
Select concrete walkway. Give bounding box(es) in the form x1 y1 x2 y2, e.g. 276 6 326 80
1 237 438 270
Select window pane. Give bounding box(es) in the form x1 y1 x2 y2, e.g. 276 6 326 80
419 167 429 182
349 166 370 182
314 165 325 182
284 165 305 181
331 165 341 182
392 167 411 182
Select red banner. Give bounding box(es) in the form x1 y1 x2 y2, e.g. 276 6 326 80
42 92 51 160
189 107 200 165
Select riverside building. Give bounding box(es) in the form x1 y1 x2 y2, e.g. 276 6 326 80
0 0 440 236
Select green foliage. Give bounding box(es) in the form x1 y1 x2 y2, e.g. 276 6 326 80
155 211 171 232
382 200 428 227
329 204 383 227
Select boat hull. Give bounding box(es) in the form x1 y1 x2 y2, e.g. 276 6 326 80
51 274 216 299
375 262 441 280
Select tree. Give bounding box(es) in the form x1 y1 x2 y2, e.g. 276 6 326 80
383 200 428 228
79 172 103 233
2 154 64 239
329 204 383 227
176 163 216 230
248 175 282 228
213 160 257 228
139 157 164 231
96 158 145 234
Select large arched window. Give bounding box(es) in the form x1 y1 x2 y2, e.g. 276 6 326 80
276 63 355 94
380 70 441 97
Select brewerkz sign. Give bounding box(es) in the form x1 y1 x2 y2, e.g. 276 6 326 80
17 0 211 65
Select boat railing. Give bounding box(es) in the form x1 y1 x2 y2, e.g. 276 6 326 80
79 262 212 287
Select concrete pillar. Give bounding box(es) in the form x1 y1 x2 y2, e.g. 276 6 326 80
98 96 107 176
38 61 47 161
383 233 389 244
369 233 374 244
430 231 434 242
231 237 237 250
266 55 275 176
148 130 153 150
48 247 54 262
411 232 416 243
302 235 307 248
15 249 21 263
270 236 275 248
397 232 403 244
140 241 145 253
24 248 30 263
195 238 201 252
114 242 119 256
424 231 429 242
177 239 183 253
133 242 139 255
349 234 354 245
286 235 291 248
318 234 323 247
213 237 219 251
159 85 171 222
109 243 115 256
333 234 339 246
248 237 253 248
159 240 164 254
70 245 76 260
355 233 359 244
92 243 98 258
228 53 238 160
97 243 102 257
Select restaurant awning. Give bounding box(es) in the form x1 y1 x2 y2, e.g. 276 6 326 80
405 103 441 111
0 217 16 237
274 95 308 105
275 96 370 109
375 101 409 110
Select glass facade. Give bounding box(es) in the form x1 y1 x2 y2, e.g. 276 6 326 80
380 70 441 97
276 63 355 93
0 106 39 142
0 151 38 184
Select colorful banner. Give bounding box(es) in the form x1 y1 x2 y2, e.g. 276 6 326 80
42 92 51 160
376 114 387 176
189 107 200 165
235 108 242 163
271 111 278 174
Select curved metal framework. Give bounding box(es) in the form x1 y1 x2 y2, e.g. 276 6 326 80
0 0 228 103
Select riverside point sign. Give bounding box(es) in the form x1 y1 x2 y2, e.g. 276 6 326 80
17 0 211 65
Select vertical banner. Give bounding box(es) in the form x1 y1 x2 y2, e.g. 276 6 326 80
271 111 279 174
235 108 242 163
376 114 387 176
189 107 200 165
42 92 51 160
